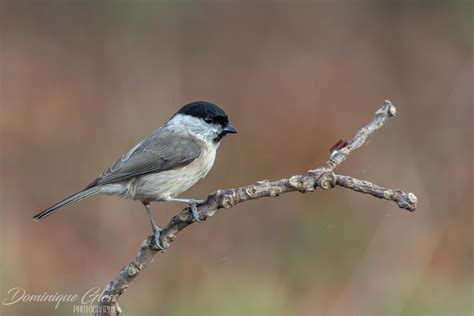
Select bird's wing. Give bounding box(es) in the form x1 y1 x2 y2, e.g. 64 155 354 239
86 129 202 187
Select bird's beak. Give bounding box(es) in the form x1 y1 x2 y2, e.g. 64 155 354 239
223 123 238 134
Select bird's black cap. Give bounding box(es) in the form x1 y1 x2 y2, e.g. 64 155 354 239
177 101 229 126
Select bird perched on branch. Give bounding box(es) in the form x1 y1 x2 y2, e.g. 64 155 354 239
33 101 238 249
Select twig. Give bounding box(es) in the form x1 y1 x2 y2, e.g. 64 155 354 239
335 175 417 212
95 100 417 315
325 100 397 170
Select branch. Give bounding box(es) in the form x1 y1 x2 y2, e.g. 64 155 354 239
335 175 417 212
95 100 417 315
325 100 397 170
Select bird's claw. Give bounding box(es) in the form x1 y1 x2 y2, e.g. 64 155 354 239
151 228 164 251
190 201 203 223
166 197 204 223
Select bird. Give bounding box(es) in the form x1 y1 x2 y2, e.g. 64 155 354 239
32 101 238 249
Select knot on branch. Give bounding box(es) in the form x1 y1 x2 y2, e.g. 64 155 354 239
378 100 397 117
307 169 336 190
209 189 240 212
244 186 257 198
100 293 114 306
127 262 141 276
288 175 316 192
394 191 418 212
318 172 336 190
408 193 418 204
288 175 306 192
221 192 237 208
174 208 192 223
288 170 336 192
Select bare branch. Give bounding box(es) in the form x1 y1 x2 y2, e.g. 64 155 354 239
325 100 397 170
95 100 417 315
335 175 417 212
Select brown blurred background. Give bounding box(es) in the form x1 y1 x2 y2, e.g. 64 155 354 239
0 1 472 315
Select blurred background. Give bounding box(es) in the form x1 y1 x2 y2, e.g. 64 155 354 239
0 1 472 315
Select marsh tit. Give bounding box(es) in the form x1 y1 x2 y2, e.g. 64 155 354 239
33 101 238 249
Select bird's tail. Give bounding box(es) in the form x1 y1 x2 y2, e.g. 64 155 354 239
32 186 102 222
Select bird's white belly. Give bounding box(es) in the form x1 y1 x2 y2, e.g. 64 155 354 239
107 146 217 202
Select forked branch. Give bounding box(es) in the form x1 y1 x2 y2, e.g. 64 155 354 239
95 100 418 316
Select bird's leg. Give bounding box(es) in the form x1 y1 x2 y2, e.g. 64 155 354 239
166 198 204 222
143 202 164 250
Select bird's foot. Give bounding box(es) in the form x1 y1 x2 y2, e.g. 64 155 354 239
151 226 164 251
189 202 203 223
166 197 204 223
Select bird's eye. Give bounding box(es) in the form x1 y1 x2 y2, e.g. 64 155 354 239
204 117 213 124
